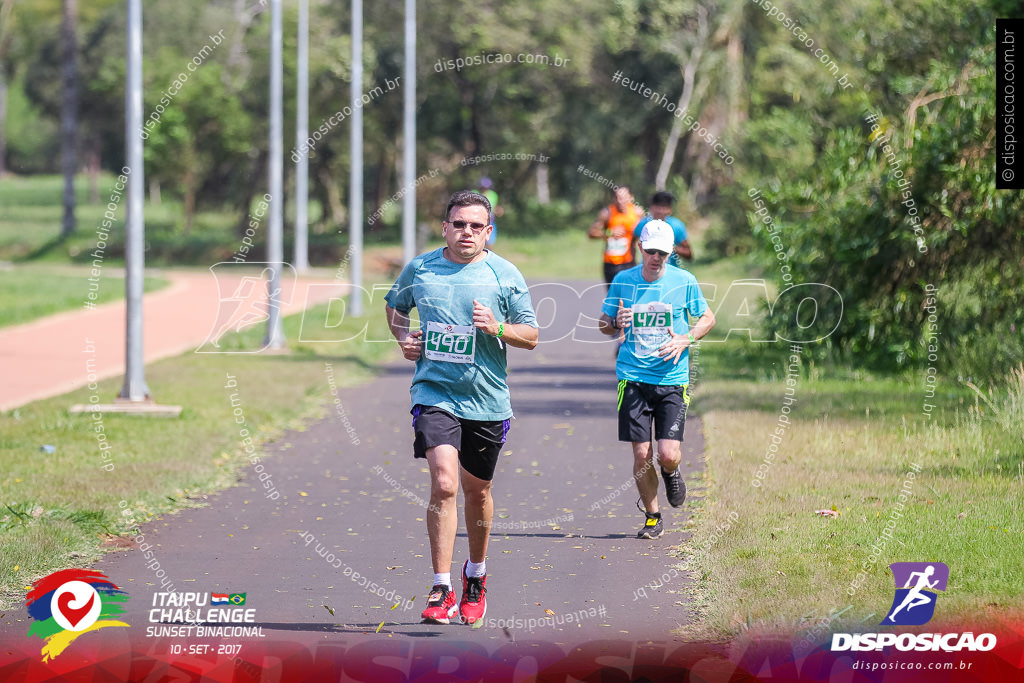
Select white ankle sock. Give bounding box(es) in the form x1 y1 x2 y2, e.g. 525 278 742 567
466 560 486 578
433 572 451 588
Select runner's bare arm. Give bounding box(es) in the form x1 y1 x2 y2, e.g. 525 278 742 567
676 239 693 261
472 300 538 350
587 207 610 239
598 298 631 336
385 304 423 361
657 309 716 363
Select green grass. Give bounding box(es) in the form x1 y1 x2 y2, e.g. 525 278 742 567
0 265 169 328
491 229 606 281
0 173 326 265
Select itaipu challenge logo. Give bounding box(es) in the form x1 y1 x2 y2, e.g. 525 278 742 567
25 569 129 662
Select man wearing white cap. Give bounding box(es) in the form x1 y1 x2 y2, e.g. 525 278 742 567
598 220 716 539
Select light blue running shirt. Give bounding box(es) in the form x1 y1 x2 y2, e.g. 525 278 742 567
385 248 537 421
602 265 708 385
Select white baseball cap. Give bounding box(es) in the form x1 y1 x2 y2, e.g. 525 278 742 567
639 220 674 254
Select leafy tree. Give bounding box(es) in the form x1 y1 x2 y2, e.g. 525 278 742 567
756 9 1023 380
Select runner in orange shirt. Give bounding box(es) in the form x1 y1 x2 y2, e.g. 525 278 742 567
588 186 645 290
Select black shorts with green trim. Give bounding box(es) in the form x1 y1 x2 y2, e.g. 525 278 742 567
411 405 510 482
616 380 690 443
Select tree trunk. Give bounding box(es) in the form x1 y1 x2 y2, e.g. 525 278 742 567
224 0 264 88
318 166 346 228
536 162 550 205
0 70 7 177
654 5 707 192
183 167 196 236
0 0 15 178
88 141 100 203
60 0 78 237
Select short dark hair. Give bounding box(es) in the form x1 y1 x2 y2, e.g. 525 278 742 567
651 191 674 206
445 190 492 221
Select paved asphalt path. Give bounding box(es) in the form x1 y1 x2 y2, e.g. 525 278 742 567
1 280 719 678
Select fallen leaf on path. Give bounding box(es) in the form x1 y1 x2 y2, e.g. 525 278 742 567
323 605 335 616
471 619 484 629
299 491 309 497
544 609 555 616
376 621 385 633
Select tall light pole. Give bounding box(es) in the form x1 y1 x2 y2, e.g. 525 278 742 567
401 0 416 264
119 0 150 401
264 0 286 349
348 0 363 316
294 0 309 273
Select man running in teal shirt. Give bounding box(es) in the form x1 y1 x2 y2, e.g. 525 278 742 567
385 190 539 624
599 220 715 539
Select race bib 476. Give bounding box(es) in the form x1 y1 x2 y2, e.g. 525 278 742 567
632 302 673 357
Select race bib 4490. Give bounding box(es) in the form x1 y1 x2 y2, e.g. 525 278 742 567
424 321 476 363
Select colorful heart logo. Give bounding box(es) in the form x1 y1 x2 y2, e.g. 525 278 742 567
49 581 101 632
56 590 95 628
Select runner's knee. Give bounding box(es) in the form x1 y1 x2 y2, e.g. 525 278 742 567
431 472 460 499
656 440 682 468
462 483 491 507
631 442 652 461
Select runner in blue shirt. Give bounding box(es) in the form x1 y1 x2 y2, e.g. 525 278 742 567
385 190 538 625
599 220 715 539
631 191 693 268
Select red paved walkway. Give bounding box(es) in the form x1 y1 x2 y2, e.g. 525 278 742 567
0 269 347 411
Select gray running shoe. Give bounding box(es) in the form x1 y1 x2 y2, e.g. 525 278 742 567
661 467 686 507
637 513 664 539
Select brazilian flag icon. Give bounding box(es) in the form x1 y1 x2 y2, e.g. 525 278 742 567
229 593 247 605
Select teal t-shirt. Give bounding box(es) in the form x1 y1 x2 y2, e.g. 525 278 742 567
633 215 688 268
385 248 537 420
602 265 708 385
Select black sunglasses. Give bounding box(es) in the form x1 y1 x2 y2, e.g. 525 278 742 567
643 248 669 256
446 220 489 233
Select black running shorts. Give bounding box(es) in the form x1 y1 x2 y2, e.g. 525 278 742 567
617 380 690 443
411 405 510 481
603 261 635 288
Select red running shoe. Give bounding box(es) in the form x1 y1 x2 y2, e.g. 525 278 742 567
459 561 487 625
421 584 457 624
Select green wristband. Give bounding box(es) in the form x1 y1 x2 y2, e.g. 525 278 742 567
688 332 696 343
497 323 504 338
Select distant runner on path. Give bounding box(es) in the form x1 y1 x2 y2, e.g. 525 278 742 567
588 185 645 289
384 190 539 625
598 220 715 539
